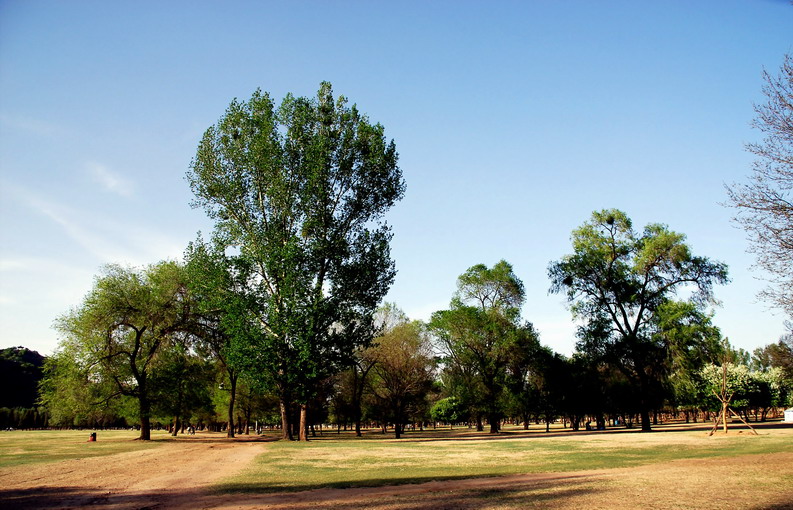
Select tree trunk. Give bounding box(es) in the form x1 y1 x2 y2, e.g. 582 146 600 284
640 409 652 432
352 365 364 437
299 404 309 441
280 399 293 441
722 401 729 433
171 416 179 437
245 404 252 435
227 374 237 438
353 382 363 437
138 395 151 440
489 412 500 433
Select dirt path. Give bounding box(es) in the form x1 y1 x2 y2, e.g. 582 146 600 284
0 438 265 509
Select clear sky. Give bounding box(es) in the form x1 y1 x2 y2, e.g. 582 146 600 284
1 0 791 357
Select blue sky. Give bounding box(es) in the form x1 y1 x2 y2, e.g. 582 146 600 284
1 1 791 356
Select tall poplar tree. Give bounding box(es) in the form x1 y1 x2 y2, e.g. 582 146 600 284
187 82 405 440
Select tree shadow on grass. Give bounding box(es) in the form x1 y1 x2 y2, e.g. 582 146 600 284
216 472 598 495
758 503 793 510
215 472 608 509
0 486 201 509
0 475 604 509
329 420 792 443
349 427 666 443
3 475 789 509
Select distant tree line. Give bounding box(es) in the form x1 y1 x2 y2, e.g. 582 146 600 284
34 235 793 438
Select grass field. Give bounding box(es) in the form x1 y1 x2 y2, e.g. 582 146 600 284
0 421 791 509
0 428 165 469
217 421 793 493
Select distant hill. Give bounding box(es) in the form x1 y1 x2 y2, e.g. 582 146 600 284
0 347 46 408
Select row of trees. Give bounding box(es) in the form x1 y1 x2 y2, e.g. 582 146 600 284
36 208 793 436
37 255 793 438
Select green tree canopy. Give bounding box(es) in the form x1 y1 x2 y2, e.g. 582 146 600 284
187 82 405 440
48 262 192 440
184 238 261 437
549 209 729 431
431 260 534 433
365 319 435 438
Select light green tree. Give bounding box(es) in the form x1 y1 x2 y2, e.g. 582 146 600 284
700 362 758 435
47 262 192 440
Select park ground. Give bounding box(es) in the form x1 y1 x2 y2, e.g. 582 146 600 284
0 421 792 509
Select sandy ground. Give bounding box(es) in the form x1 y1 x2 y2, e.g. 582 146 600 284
1 427 792 510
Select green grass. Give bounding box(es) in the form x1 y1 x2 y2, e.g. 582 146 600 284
218 423 793 493
0 429 166 469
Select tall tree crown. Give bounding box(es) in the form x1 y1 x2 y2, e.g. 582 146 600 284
455 260 525 319
187 83 404 324
186 83 405 428
550 209 729 340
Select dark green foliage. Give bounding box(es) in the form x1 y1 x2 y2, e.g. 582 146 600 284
0 407 48 429
753 335 793 380
503 325 545 428
0 347 45 409
151 341 215 434
184 238 260 437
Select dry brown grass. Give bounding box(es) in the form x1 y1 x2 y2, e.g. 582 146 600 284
0 421 791 509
